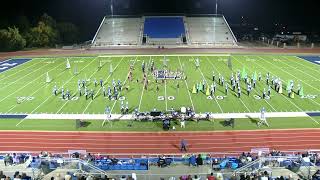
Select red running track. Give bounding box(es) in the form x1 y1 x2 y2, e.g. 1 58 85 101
1 129 320 155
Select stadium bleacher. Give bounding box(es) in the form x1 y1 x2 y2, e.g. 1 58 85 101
143 17 185 38
91 15 238 47
3 150 320 179
186 15 237 46
92 17 143 46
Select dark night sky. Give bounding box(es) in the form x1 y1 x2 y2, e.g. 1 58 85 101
1 0 319 40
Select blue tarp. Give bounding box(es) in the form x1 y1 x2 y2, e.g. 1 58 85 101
298 56 320 66
0 58 32 73
144 17 185 38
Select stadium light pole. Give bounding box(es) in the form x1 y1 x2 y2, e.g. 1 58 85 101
215 0 218 14
110 0 115 44
110 0 114 17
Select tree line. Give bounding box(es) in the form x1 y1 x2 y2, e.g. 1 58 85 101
0 13 80 52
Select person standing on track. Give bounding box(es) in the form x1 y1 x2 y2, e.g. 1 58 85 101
180 139 187 152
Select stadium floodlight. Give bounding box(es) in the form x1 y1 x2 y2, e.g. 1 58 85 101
215 0 218 14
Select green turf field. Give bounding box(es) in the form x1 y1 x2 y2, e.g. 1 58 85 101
0 117 320 131
0 54 320 129
0 54 319 114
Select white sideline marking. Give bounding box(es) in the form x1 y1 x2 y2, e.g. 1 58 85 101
195 56 224 113
178 56 195 110
23 111 310 120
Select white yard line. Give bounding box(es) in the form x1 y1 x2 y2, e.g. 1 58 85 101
249 56 319 125
0 59 43 81
0 61 50 91
178 56 195 111
6 67 67 114
56 57 102 114
15 57 91 126
0 62 60 104
201 56 232 113
137 56 151 111
29 57 94 114
110 57 138 113
233 56 277 112
194 56 224 113
292 56 320 75
280 56 319 81
257 56 320 94
82 57 126 113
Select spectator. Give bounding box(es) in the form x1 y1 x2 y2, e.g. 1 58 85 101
21 173 31 180
4 154 12 166
86 153 95 162
158 155 167 168
196 154 203 166
179 175 188 180
111 157 119 165
180 139 187 152
189 154 196 166
212 159 220 171
13 175 21 180
64 174 71 180
207 173 215 180
119 175 126 180
216 173 224 180
192 175 200 180
187 175 192 180
12 153 20 165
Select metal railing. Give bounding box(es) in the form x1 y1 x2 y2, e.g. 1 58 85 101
38 157 108 177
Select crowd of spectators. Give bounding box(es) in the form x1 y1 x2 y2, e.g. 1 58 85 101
0 171 31 180
3 150 319 180
2 153 29 166
176 173 224 180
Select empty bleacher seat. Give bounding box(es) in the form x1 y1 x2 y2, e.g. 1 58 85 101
93 17 142 46
186 16 237 46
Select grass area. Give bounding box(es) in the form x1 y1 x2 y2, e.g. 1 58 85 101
0 54 319 131
1 117 320 132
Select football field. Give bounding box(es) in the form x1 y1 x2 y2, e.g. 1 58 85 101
0 54 319 121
